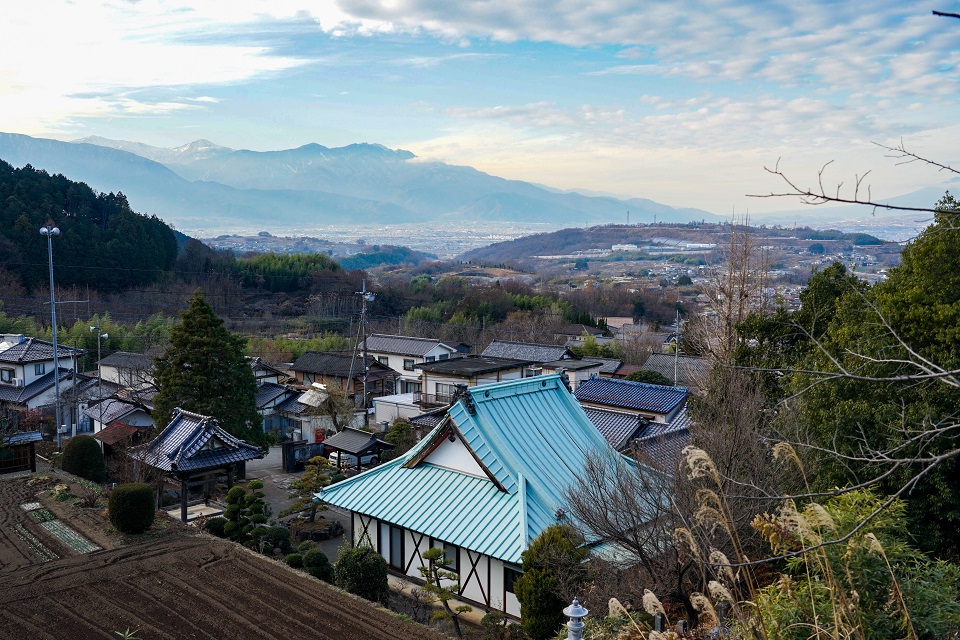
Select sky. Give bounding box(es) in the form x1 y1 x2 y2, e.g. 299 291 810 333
1 1 959 214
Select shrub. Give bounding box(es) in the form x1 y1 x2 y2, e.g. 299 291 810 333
204 516 228 538
61 435 106 483
334 545 389 605
284 553 304 568
303 548 334 582
267 525 292 555
108 483 156 534
298 540 319 553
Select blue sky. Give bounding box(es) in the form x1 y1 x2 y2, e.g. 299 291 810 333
2 1 958 213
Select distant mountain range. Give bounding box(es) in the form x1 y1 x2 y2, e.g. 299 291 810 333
0 132 722 233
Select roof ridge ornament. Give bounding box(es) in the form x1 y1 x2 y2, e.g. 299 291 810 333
452 384 476 414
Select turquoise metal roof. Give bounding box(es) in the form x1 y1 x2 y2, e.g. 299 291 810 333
319 374 628 564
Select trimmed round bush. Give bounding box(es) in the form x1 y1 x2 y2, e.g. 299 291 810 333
108 483 155 534
204 516 228 538
303 548 333 582
284 552 304 568
298 540 319 553
334 545 389 605
61 435 106 483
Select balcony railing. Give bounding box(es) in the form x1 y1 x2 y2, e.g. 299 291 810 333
413 392 455 408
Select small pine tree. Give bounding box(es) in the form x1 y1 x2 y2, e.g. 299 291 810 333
334 545 389 605
279 456 331 522
419 547 471 638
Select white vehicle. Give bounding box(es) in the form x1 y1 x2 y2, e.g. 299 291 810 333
328 451 380 467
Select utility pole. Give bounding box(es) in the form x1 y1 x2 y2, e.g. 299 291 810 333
90 321 108 434
357 280 375 426
674 309 681 386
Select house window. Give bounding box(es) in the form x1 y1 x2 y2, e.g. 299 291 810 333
430 539 459 572
0 368 13 383
438 354 449 361
389 525 404 569
403 359 415 371
436 383 457 401
34 363 46 375
402 380 422 394
378 356 389 366
425 356 436 363
504 566 522 594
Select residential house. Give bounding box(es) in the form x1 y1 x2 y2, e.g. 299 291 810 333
639 353 711 394
84 397 155 435
0 334 85 432
361 335 467 394
480 340 574 369
249 357 287 386
415 355 533 408
320 374 634 618
539 359 603 391
98 351 155 389
574 376 688 424
574 376 692 470
256 381 299 437
290 351 400 405
274 383 365 443
581 357 623 378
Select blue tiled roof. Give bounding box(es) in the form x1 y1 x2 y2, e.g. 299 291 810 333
574 376 688 414
2 430 43 446
130 408 262 472
320 374 633 565
255 382 293 409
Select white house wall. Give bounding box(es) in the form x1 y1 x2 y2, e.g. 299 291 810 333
422 435 486 478
350 512 521 617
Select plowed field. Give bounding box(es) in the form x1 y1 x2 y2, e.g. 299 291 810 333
0 476 447 640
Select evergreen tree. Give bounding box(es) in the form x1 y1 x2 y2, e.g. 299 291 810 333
152 291 263 445
513 524 588 640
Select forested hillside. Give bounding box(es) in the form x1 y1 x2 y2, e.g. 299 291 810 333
0 160 178 290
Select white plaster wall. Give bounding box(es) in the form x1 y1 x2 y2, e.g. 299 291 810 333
424 436 486 477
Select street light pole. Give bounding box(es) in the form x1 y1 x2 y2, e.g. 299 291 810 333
40 223 62 450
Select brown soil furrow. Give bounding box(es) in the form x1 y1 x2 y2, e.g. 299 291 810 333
118 577 222 640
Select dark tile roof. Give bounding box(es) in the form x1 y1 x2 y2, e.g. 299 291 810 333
0 368 75 404
554 324 605 337
99 351 154 370
2 430 43 446
255 382 294 409
130 408 263 473
362 334 451 357
324 427 392 455
292 351 396 378
640 353 711 389
481 340 572 362
0 337 83 364
575 376 688 414
632 408 693 471
581 357 623 375
582 408 645 450
275 395 308 416
249 357 286 377
82 398 145 424
417 355 532 377
409 408 446 430
540 359 603 371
